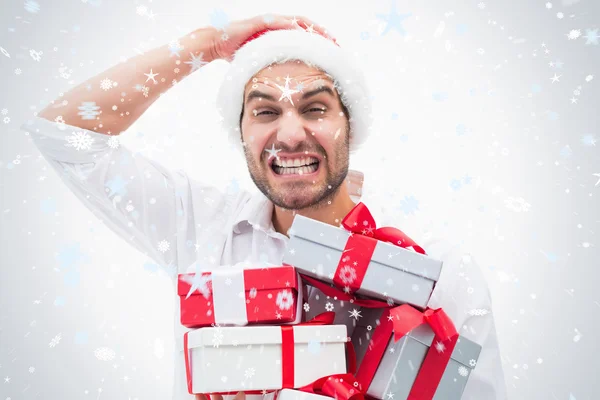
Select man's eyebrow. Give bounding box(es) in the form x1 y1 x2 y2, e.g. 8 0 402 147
300 86 336 101
245 86 336 106
245 90 278 105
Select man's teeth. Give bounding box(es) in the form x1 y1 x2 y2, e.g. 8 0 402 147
273 163 319 175
273 157 319 168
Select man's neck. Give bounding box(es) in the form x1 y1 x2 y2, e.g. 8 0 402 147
271 182 357 237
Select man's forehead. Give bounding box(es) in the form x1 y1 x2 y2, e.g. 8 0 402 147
244 62 334 92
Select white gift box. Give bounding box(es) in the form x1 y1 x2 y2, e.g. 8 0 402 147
184 324 348 394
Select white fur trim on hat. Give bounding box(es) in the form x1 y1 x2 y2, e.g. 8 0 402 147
216 29 373 155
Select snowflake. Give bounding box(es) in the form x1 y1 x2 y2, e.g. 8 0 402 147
567 29 582 40
157 240 170 253
581 134 597 146
136 5 147 15
399 195 419 215
348 308 362 320
125 203 134 212
469 359 477 367
180 272 212 299
450 179 463 190
212 328 224 348
24 0 41 13
28 367 35 373
338 265 357 284
477 2 485 9
15 68 21 75
29 49 42 62
168 40 183 57
100 78 113 91
94 347 116 361
276 289 294 310
3 116 9 124
49 333 62 348
78 102 101 120
303 303 310 312
107 136 120 149
249 287 258 299
458 365 469 377
244 367 255 379
504 196 531 212
584 28 599 45
65 131 95 151
184 52 208 72
209 8 230 31
325 302 334 312
1 108 7 115
434 341 446 353
468 308 490 316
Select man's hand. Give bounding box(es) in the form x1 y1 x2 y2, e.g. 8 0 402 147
196 391 246 400
211 14 331 62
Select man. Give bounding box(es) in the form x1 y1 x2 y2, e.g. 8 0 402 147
21 14 506 400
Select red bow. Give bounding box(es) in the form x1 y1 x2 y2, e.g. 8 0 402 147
355 305 458 400
341 202 425 255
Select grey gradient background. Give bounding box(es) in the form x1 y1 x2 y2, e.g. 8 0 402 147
1 0 599 399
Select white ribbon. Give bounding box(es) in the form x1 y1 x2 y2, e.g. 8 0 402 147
211 268 248 325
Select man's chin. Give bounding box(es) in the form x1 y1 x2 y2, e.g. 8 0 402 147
270 192 320 211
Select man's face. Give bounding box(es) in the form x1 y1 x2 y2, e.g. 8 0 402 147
240 61 351 211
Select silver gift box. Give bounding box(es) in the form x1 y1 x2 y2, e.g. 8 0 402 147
283 214 443 309
353 308 482 400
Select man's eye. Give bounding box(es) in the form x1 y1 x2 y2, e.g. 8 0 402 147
256 110 276 116
306 108 326 113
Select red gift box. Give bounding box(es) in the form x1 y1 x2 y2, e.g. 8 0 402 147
177 265 303 328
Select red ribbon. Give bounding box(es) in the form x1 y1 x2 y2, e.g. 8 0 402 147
355 305 458 400
184 312 341 395
297 373 364 400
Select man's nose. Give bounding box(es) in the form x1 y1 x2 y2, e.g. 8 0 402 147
276 112 307 146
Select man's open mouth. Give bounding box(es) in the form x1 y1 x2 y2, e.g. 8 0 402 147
270 156 320 176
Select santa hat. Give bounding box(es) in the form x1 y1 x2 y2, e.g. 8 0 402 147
216 27 373 155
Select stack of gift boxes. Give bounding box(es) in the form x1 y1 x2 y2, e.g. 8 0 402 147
178 203 482 400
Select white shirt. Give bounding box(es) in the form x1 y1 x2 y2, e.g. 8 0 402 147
21 116 507 400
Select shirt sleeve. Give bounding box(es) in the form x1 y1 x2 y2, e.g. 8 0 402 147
424 237 508 400
21 116 201 274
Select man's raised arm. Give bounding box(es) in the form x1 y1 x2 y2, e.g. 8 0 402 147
37 26 219 134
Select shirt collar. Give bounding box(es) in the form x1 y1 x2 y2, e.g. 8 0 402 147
232 169 365 236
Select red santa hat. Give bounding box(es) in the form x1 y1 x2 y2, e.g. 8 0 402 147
216 26 373 155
